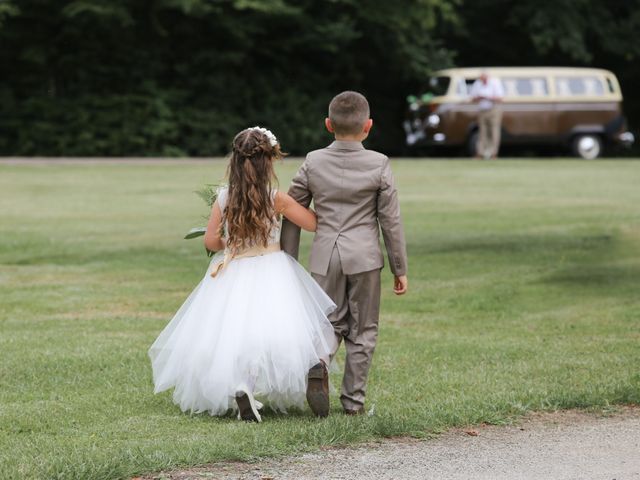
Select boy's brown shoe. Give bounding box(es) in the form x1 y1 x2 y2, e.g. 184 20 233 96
306 362 329 417
343 407 365 416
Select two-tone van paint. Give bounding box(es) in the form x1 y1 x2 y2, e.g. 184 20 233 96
404 67 634 158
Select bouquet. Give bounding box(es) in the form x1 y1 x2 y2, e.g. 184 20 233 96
184 184 220 256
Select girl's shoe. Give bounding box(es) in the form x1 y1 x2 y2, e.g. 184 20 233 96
235 388 262 423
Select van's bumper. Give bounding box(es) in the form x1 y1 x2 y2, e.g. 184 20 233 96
403 120 448 147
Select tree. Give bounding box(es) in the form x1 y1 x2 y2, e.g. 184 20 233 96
1 0 638 156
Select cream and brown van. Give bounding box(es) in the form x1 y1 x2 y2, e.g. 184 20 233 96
403 67 634 158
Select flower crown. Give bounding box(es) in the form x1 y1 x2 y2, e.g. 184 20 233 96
249 126 278 147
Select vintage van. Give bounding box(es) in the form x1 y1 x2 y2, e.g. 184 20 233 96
403 67 634 158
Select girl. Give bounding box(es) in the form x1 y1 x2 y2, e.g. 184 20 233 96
148 127 336 422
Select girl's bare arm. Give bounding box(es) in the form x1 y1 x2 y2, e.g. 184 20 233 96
204 200 226 252
275 191 317 232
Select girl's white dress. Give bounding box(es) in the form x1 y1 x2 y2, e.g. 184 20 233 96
148 187 336 415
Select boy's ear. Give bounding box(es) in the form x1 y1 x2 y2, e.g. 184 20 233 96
325 118 334 133
363 118 373 133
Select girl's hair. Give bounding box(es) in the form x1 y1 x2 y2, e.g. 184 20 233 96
223 128 284 251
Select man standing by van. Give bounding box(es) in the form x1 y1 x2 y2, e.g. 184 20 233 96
471 71 505 159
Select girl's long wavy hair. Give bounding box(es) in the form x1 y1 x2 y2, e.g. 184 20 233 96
223 128 284 251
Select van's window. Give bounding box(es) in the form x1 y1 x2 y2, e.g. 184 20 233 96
456 78 476 96
425 76 451 96
502 77 549 96
555 76 605 96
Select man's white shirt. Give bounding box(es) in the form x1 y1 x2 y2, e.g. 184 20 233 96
470 77 505 110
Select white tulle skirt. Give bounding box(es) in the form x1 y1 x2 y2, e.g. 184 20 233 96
148 250 337 415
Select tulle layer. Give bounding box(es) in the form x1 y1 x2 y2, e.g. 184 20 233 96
148 250 337 415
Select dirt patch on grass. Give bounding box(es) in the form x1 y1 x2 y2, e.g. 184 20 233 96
139 406 640 480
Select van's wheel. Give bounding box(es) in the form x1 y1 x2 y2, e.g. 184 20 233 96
571 134 602 159
467 131 479 157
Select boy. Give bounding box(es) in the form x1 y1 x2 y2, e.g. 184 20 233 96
281 91 408 416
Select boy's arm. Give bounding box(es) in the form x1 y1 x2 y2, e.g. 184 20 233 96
377 157 408 285
280 160 312 259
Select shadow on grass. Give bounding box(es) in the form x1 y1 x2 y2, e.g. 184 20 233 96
1 245 196 269
419 233 615 256
2 231 618 265
146 390 314 421
542 264 640 290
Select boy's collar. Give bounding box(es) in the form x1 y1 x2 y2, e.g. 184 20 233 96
328 140 365 151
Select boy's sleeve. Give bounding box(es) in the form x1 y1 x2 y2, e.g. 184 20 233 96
280 159 312 259
377 157 408 276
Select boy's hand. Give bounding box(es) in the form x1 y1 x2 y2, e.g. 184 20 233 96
393 275 408 295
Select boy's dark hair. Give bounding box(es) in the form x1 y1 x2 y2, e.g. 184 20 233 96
328 91 370 136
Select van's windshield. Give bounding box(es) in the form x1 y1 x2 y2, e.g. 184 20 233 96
424 76 451 97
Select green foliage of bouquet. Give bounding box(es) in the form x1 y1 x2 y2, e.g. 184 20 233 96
184 185 219 256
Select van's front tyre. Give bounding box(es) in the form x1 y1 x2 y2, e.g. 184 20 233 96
572 134 603 159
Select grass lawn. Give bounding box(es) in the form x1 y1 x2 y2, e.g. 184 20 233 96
1 158 639 479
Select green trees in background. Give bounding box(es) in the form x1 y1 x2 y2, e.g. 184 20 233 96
1 0 639 156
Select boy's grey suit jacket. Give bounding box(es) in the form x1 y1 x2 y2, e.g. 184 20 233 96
280 140 407 277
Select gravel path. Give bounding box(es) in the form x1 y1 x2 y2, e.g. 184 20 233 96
145 407 640 480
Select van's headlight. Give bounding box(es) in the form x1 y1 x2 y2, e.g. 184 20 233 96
409 102 420 112
427 114 440 128
619 131 635 146
433 133 446 142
